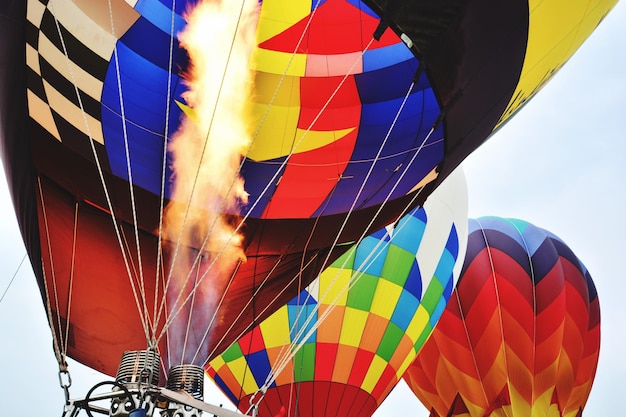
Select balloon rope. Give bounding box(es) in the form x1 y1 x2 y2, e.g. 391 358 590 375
255 85 438 397
106 0 152 339
245 0 324 150
278 79 421 354
0 254 26 306
153 0 253 343
36 177 67 370
155 3 370 349
180 261 203 365
172 0 326 352
62 202 79 357
49 2 150 341
155 0 178 352
465 220 502 407
505 220 538 414
188 0 326 365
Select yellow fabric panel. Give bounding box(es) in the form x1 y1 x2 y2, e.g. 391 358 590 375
318 266 351 306
256 0 312 43
508 381 533 417
404 304 430 341
533 388 558 416
258 307 291 348
227 356 260 395
248 71 300 161
370 279 402 319
361 354 387 393
497 0 617 127
338 307 368 348
210 355 226 371
254 71 301 107
250 122 355 161
253 48 307 77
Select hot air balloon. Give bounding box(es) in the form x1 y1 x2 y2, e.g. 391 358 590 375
403 217 601 417
0 0 615 412
206 168 468 417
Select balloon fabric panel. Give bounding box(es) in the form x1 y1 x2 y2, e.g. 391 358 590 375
404 217 601 417
3 0 614 383
208 169 468 417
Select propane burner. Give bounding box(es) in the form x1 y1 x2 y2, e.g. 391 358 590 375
115 350 161 387
166 364 204 400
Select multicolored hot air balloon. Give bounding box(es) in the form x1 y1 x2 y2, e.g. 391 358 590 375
403 217 601 417
0 0 616 380
207 169 468 417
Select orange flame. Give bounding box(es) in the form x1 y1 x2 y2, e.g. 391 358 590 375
163 0 259 367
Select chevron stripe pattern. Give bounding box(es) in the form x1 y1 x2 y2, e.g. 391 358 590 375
404 217 600 417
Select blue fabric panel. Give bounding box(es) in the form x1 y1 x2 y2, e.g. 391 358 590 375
288 303 317 344
119 16 189 72
354 59 424 104
404 261 423 300
393 208 426 254
354 235 388 277
346 0 379 19
430 294 449 327
136 0 187 36
390 290 419 331
246 350 274 389
153 0 189 15
239 157 287 217
363 43 415 73
434 248 456 288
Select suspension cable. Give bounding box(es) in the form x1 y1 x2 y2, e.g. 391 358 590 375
0 253 26 305
48 1 150 340
154 35 377 347
106 0 151 340
154 0 252 332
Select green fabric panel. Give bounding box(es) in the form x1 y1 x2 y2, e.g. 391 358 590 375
346 273 378 311
376 321 404 362
380 244 414 286
221 342 244 362
421 278 444 314
414 322 434 352
293 342 316 382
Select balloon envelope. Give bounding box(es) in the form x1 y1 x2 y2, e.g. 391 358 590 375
404 217 601 417
207 169 468 417
0 0 615 376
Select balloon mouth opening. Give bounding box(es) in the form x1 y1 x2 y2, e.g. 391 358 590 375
115 350 162 388
166 364 205 401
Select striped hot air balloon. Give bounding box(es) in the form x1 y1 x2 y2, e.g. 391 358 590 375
207 169 468 417
404 217 601 417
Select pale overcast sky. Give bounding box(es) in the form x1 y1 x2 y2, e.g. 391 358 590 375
0 2 624 416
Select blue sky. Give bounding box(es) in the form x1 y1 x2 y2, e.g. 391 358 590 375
0 2 624 416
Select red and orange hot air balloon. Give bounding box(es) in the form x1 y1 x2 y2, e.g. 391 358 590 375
404 217 601 417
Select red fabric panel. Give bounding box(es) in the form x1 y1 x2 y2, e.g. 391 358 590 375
347 348 375 387
258 0 399 55
261 128 358 218
315 342 339 380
